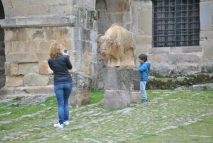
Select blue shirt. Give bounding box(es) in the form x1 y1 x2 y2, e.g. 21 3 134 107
138 62 151 81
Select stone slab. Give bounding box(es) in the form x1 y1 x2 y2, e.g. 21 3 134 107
23 73 49 86
0 85 54 96
104 90 130 110
129 91 141 104
104 67 140 91
193 83 213 90
0 16 76 28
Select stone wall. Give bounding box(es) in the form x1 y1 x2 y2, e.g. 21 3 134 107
0 0 98 97
96 0 213 78
4 26 73 87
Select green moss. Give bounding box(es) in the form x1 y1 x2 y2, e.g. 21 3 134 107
147 74 213 90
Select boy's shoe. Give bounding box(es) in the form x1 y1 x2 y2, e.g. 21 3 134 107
142 99 148 102
63 121 69 126
54 123 64 129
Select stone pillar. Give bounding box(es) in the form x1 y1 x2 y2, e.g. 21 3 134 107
103 67 141 110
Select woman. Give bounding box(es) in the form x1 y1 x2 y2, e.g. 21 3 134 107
48 43 72 129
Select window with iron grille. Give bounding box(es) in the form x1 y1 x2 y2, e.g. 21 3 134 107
153 0 200 47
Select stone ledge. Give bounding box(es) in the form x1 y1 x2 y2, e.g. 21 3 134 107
192 83 213 90
0 85 54 96
0 15 76 28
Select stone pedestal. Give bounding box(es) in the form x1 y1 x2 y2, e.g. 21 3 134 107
103 67 141 110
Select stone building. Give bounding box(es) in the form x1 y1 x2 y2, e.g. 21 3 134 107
0 0 212 97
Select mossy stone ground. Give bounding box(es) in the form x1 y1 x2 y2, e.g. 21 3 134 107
0 90 213 143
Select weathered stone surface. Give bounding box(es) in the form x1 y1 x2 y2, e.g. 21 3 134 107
18 63 38 75
62 0 74 4
105 0 129 13
27 0 43 5
148 54 166 64
13 6 27 17
149 48 170 54
1 0 13 7
104 90 130 110
3 5 14 18
0 16 76 28
27 6 48 16
200 31 213 40
182 46 202 53
193 83 213 90
44 27 71 40
10 63 18 76
39 61 52 75
135 45 149 62
0 85 54 96
108 13 127 24
49 5 71 15
43 0 63 5
6 76 23 87
129 91 141 104
36 52 49 61
200 1 212 30
42 16 76 27
138 7 152 35
38 41 52 52
176 64 199 75
104 67 140 91
69 72 92 106
6 53 38 63
14 85 54 95
201 41 213 61
151 63 175 76
169 47 182 54
4 62 10 76
24 73 49 86
136 35 152 45
28 28 44 40
73 0 95 9
165 54 200 63
84 51 90 74
48 75 54 85
5 28 26 41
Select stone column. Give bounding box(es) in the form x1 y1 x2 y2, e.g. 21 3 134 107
103 67 141 109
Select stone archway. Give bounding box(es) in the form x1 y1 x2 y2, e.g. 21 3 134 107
0 1 5 89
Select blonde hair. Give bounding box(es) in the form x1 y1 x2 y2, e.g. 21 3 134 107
49 43 63 59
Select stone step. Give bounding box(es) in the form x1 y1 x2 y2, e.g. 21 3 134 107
192 83 213 90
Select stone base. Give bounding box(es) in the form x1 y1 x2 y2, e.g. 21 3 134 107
0 85 54 96
104 90 141 110
0 72 92 106
103 67 141 110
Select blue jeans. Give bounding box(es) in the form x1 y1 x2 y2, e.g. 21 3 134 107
140 81 147 101
54 82 72 124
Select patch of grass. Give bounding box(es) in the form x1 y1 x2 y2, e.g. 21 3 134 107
89 90 104 104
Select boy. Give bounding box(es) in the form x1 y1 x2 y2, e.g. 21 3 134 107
138 54 150 102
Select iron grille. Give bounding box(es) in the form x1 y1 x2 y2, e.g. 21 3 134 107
153 0 200 47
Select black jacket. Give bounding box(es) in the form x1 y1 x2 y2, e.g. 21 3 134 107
48 55 72 85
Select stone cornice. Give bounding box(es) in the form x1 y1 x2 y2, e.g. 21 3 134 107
0 15 76 28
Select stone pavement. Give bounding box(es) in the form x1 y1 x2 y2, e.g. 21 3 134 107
1 90 213 143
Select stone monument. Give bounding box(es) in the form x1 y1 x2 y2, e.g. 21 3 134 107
97 23 141 110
